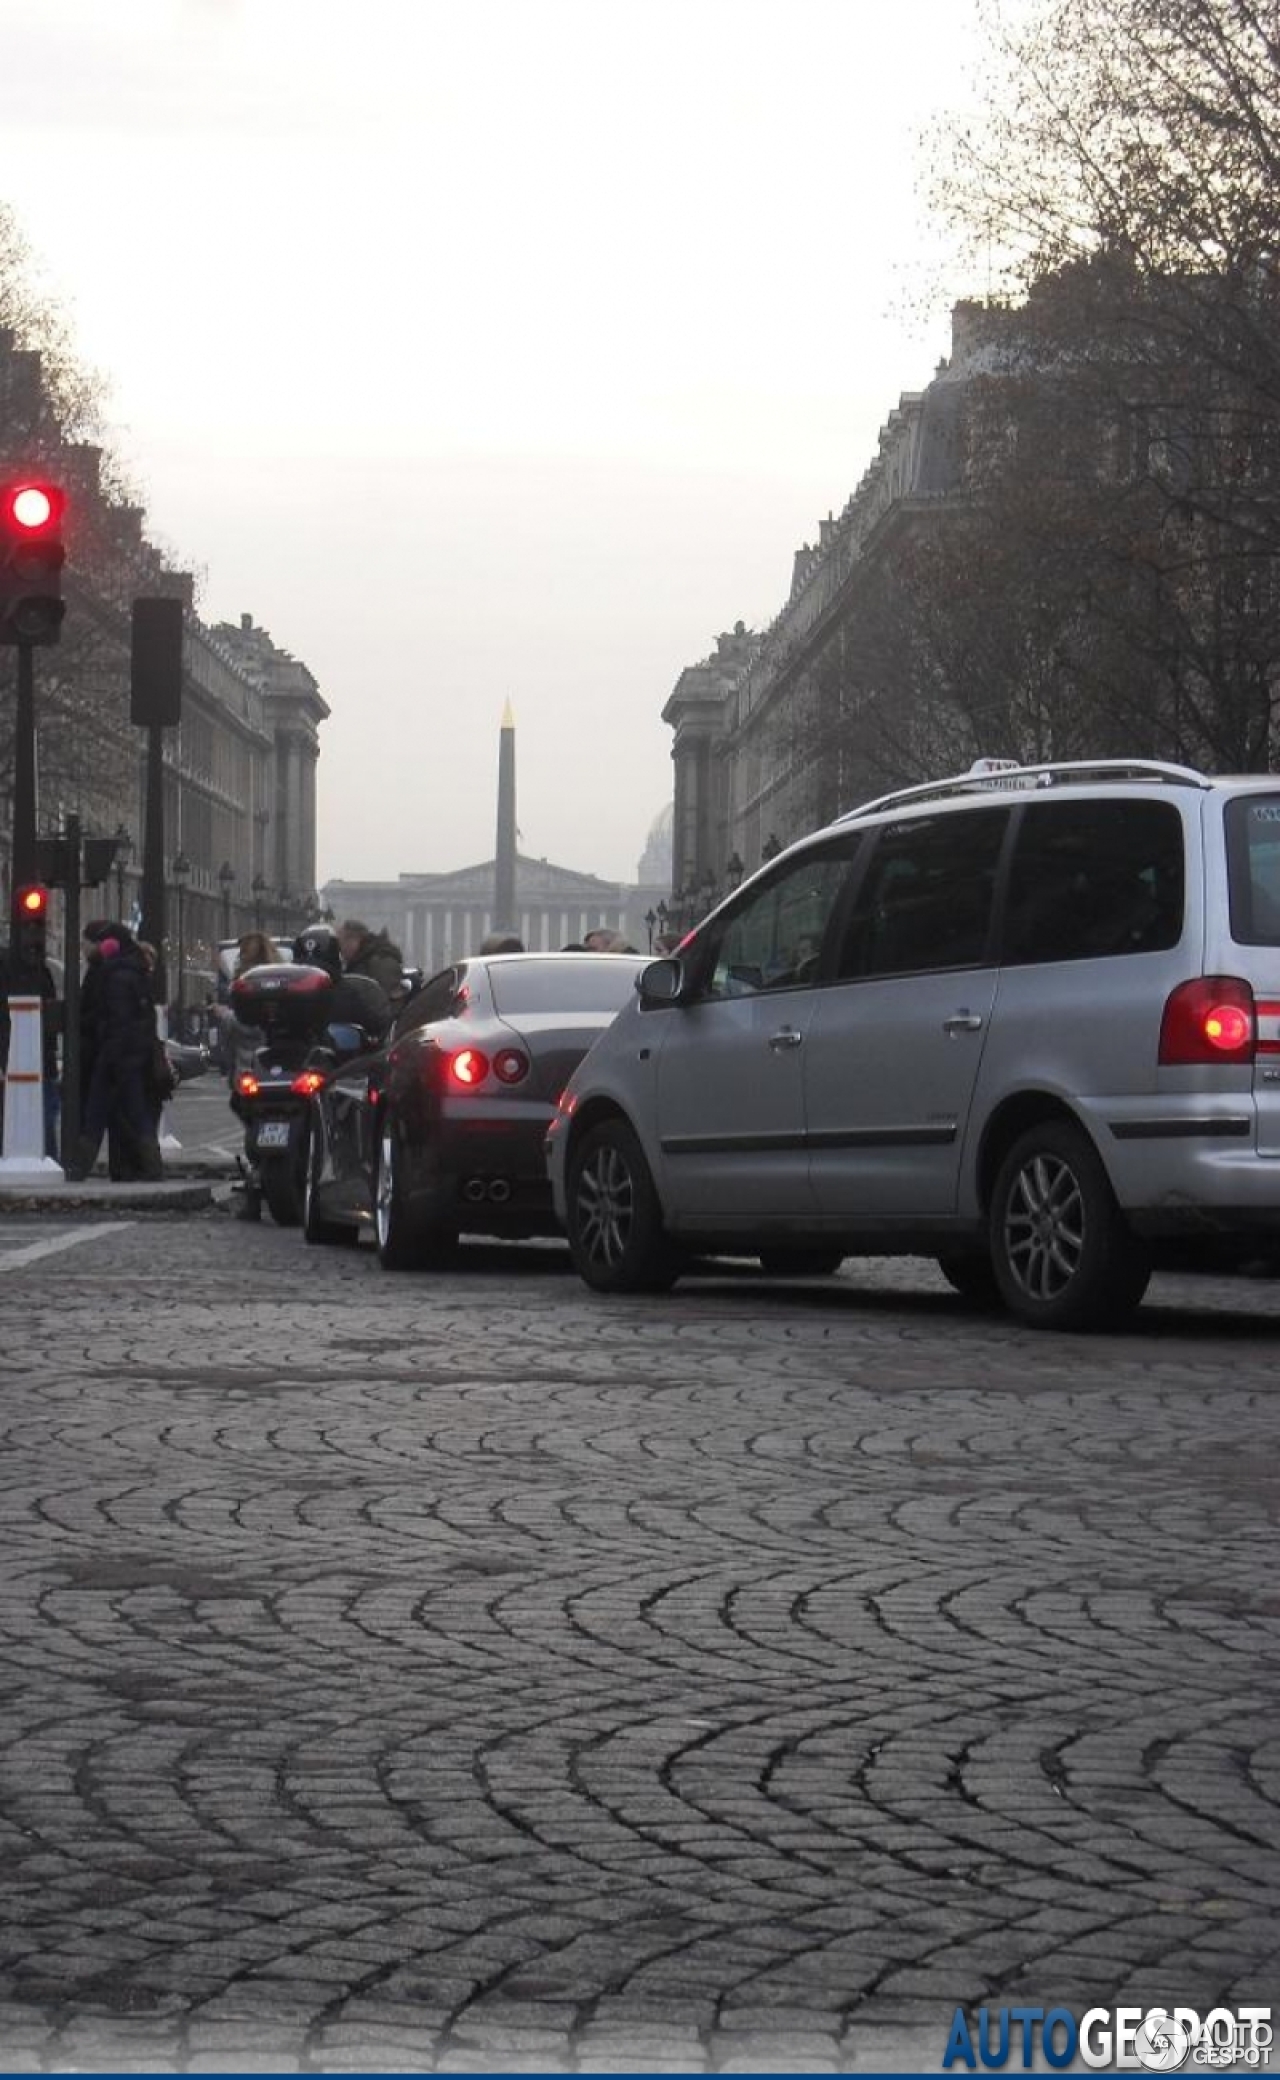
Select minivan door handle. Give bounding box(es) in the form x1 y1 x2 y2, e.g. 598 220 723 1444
768 1027 804 1052
943 1011 984 1035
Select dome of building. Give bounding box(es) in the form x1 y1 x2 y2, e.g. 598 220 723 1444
637 801 673 885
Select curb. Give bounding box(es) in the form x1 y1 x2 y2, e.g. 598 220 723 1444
0 1178 222 1213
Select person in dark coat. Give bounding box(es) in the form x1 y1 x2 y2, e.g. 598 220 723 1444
66 930 162 1180
338 918 404 1001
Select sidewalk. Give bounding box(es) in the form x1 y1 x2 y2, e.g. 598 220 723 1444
0 1140 235 1212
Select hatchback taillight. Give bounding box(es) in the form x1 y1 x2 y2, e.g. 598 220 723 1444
1159 977 1255 1065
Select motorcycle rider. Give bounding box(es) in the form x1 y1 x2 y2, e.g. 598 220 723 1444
293 924 392 1044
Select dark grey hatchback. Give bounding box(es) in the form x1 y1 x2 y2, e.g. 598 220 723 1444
304 951 644 1269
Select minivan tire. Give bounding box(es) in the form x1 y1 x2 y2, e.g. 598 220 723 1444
936 1252 1001 1306
567 1119 679 1293
989 1119 1152 1331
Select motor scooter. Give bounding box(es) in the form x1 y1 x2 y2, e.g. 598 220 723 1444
229 964 370 1225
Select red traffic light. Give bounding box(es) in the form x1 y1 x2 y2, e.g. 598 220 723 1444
3 483 62 533
15 884 48 917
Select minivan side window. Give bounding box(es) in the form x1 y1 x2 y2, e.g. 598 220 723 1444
833 808 1008 980
1225 795 1280 945
697 846 855 1000
1003 800 1184 964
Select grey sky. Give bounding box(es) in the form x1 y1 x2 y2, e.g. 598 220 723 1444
0 0 983 884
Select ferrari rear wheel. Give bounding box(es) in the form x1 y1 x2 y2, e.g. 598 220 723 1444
303 1122 359 1247
375 1117 458 1271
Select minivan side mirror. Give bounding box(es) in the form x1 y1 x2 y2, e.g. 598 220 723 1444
637 956 685 1006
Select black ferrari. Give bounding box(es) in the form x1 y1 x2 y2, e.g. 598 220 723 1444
303 950 646 1268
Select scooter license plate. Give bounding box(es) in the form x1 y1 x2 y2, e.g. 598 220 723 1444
256 1120 292 1149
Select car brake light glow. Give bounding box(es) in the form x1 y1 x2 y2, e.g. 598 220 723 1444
493 1047 529 1085
291 1069 327 1096
1159 977 1255 1065
236 1072 261 1097
449 1047 489 1088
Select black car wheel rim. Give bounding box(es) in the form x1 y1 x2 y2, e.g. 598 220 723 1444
376 1131 394 1249
576 1143 635 1269
1003 1152 1085 1302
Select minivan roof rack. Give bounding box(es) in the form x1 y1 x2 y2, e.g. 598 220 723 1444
836 758 1210 823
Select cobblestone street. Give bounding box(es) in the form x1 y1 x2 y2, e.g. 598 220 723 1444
0 1209 1277 2073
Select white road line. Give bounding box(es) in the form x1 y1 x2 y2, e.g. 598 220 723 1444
0 1222 136 1267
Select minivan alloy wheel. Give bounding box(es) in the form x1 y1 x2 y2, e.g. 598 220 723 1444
576 1139 642 1274
568 1120 678 1293
989 1119 1151 1331
1002 1151 1085 1302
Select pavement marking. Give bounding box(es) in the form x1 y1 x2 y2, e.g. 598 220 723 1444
0 1221 136 1267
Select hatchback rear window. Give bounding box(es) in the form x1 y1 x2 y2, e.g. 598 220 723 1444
488 957 641 1015
1225 795 1280 944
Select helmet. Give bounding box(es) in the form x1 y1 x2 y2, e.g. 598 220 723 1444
293 924 342 978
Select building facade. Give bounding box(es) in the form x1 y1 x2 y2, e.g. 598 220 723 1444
662 306 995 904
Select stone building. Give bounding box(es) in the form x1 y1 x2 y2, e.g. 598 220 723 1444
0 325 326 993
662 304 994 903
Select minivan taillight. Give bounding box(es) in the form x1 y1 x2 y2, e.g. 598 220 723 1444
1159 978 1255 1065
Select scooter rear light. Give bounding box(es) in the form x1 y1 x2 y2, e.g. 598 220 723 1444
1159 977 1255 1065
291 1069 327 1096
236 1072 261 1098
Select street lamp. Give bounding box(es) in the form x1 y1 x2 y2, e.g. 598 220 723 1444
113 823 132 922
251 871 266 932
761 832 783 865
726 850 745 892
172 849 191 1022
217 859 235 939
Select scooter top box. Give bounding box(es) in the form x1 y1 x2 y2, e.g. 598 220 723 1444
230 961 335 1034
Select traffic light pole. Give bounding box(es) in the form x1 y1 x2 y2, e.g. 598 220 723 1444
59 816 82 1174
2 647 59 1176
139 720 167 1006
11 638 36 890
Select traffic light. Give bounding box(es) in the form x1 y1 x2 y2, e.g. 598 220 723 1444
0 480 66 646
8 883 49 983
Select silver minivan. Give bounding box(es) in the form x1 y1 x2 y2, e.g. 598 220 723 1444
546 759 1280 1329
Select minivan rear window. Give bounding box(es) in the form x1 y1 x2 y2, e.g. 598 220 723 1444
1226 795 1280 944
1003 800 1184 964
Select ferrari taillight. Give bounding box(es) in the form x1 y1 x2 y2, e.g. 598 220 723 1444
448 1047 489 1088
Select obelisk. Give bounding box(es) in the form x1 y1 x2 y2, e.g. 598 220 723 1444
493 700 517 933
